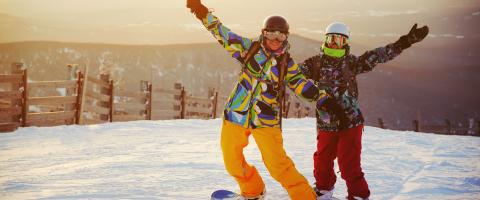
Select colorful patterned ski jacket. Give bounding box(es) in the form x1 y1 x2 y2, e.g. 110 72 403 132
201 13 326 129
300 43 403 132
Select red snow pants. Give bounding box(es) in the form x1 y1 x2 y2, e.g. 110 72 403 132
313 125 370 199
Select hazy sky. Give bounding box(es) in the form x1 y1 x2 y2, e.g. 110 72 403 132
0 0 479 44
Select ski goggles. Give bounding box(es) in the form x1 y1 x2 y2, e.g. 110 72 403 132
263 30 288 42
325 34 348 48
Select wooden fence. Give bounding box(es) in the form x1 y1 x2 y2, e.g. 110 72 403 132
26 71 83 127
113 82 152 122
151 83 219 120
151 83 184 120
8 62 475 137
184 90 218 119
81 72 114 125
0 63 26 132
289 101 310 118
377 117 480 136
0 63 224 132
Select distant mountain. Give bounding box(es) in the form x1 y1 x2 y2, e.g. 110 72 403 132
0 34 478 129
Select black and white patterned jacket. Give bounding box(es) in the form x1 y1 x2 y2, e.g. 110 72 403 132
300 43 403 131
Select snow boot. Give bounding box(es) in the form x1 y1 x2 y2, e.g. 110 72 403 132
314 186 334 200
351 196 369 200
238 188 266 200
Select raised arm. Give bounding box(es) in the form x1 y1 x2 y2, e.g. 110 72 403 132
352 23 429 74
187 0 252 62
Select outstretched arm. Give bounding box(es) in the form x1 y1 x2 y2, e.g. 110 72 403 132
353 23 429 74
187 0 252 62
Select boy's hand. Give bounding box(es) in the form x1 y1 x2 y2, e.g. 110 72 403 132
187 0 201 10
186 0 208 19
318 96 350 130
396 23 429 50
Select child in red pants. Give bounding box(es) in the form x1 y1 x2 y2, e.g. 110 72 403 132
301 22 429 199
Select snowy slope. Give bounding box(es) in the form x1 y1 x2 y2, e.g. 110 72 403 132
0 118 479 200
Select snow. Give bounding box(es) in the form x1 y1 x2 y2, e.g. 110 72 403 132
0 118 479 200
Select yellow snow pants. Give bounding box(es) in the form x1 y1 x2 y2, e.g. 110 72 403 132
220 120 316 200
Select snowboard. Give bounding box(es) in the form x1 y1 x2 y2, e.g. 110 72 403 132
210 189 341 200
211 190 239 200
321 196 341 200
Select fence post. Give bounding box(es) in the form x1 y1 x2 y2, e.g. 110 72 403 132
11 63 23 124
378 118 385 129
77 65 89 125
477 120 480 136
99 74 111 122
305 107 310 117
21 67 28 127
108 80 114 122
180 86 186 119
146 83 153 120
211 91 218 119
284 101 291 118
445 119 451 135
294 103 301 118
413 120 419 132
75 71 84 125
64 64 78 124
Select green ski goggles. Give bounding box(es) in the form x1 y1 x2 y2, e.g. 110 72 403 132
325 34 349 48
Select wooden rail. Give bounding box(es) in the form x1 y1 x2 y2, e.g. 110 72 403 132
0 74 23 83
29 80 77 89
0 107 22 118
29 96 78 106
27 111 76 123
0 91 22 99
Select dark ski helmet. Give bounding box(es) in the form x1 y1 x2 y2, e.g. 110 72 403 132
262 15 289 33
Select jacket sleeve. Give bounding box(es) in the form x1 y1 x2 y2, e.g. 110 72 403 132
352 43 403 74
285 57 328 103
299 55 322 81
299 59 313 80
200 12 252 62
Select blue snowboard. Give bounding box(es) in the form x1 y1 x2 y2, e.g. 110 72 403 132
211 190 240 200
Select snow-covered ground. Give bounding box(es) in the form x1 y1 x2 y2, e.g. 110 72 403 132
1 118 479 200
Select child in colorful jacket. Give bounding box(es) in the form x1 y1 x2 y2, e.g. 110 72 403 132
300 22 429 200
187 1 348 200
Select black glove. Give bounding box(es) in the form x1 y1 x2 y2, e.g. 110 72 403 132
319 96 350 130
187 0 208 20
395 23 429 50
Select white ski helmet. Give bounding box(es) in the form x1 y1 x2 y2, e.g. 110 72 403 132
325 22 350 38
